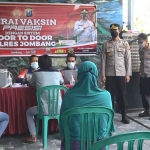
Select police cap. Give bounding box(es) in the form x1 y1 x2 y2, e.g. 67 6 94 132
137 33 147 40
80 9 88 14
110 24 120 30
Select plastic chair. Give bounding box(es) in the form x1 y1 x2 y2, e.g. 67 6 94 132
61 106 114 150
89 131 150 150
36 85 68 148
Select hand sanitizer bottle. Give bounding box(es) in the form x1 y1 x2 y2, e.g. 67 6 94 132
70 75 75 85
7 72 12 87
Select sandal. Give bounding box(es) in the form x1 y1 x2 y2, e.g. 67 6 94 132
21 138 36 144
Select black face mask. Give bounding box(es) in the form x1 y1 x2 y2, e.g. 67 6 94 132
82 14 88 19
111 31 118 38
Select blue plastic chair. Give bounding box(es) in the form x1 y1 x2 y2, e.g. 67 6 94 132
61 106 114 150
89 131 150 150
36 85 68 148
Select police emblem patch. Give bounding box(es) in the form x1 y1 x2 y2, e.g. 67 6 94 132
12 8 22 17
46 48 51 54
25 7 32 17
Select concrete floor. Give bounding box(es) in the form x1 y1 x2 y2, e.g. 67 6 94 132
0 112 150 150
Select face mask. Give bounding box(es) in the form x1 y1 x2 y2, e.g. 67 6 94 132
31 62 39 70
111 31 118 38
138 43 145 49
67 62 75 69
82 14 88 19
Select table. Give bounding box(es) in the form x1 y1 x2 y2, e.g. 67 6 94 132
0 86 71 135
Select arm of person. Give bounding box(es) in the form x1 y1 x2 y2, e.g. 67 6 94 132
124 41 132 82
74 21 85 36
29 72 36 87
101 43 107 83
59 95 66 139
16 68 27 84
139 48 142 76
91 22 96 41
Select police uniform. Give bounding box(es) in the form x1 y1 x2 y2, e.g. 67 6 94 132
139 45 150 113
74 10 96 44
101 32 132 114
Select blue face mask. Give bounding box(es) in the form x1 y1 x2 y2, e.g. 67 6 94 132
67 62 75 69
31 62 39 70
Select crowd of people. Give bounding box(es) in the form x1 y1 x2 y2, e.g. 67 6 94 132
0 22 149 150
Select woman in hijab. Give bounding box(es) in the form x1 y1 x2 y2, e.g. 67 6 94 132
59 61 114 150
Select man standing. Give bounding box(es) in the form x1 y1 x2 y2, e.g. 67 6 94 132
74 9 96 44
101 24 132 124
138 33 150 117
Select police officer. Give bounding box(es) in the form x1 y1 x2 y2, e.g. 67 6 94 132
74 9 96 44
138 33 150 117
101 24 132 124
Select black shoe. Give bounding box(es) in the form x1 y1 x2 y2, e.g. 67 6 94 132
121 115 130 124
139 110 149 117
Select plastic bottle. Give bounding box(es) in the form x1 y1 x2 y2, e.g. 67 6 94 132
70 75 75 85
7 72 12 87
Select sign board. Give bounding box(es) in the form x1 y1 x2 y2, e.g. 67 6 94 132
0 2 97 56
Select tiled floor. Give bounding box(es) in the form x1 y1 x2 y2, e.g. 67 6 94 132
0 112 150 150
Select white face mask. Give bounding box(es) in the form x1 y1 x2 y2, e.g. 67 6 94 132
67 62 75 69
31 62 39 70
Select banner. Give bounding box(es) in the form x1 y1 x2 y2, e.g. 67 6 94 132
0 2 97 56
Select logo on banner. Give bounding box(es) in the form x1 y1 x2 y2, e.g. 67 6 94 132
55 49 66 53
12 8 22 17
25 7 32 17
68 47 74 53
46 48 51 54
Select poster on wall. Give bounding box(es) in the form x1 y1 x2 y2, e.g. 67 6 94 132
0 2 97 56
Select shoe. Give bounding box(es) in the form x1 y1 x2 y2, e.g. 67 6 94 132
21 138 36 144
139 110 149 117
121 115 130 124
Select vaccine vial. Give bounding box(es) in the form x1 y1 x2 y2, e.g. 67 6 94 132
70 75 75 85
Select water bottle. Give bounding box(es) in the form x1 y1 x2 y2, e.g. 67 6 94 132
70 75 75 85
7 72 12 87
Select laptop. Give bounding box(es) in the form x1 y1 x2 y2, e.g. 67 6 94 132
0 69 8 88
62 70 78 84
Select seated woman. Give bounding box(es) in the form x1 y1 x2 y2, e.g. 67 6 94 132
0 112 9 137
59 61 115 150
16 55 39 84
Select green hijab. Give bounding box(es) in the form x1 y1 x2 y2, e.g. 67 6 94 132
59 61 115 140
